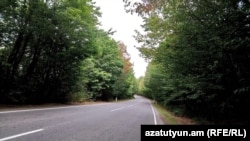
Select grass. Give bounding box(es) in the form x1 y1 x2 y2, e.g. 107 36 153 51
152 102 197 125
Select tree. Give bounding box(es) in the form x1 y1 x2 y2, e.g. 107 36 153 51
0 0 100 104
113 42 137 99
124 0 250 124
0 0 137 104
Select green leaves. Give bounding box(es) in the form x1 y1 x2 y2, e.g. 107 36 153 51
79 31 136 101
132 0 250 123
0 0 98 103
0 0 137 104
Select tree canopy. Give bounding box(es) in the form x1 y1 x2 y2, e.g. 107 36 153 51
0 0 137 104
124 0 250 124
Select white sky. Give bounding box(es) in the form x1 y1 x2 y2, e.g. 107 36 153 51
93 0 148 78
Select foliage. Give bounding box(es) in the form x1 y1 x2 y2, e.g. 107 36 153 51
125 0 250 124
113 42 137 99
0 0 136 104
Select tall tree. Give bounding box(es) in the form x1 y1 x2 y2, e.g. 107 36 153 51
113 42 137 99
124 0 250 124
0 0 100 103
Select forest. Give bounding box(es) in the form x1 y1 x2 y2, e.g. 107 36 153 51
1 0 249 125
125 0 250 124
0 0 137 104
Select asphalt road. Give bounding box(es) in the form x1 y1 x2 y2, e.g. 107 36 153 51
0 95 163 141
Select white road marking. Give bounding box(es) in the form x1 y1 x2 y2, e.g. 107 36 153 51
110 101 141 112
150 104 157 125
0 129 44 141
111 99 157 125
110 107 124 112
0 103 109 114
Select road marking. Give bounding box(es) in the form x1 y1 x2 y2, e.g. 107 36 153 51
0 103 109 114
150 104 157 125
0 129 44 141
110 101 141 112
110 107 124 112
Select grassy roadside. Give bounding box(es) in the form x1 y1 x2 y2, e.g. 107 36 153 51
152 102 197 125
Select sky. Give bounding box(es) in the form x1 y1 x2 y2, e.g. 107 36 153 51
93 0 148 78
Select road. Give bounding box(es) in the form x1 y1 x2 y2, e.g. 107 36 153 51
0 95 163 141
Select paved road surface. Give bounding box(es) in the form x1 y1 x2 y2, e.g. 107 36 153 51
0 95 163 141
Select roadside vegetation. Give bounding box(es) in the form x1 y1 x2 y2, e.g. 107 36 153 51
153 102 196 125
1 0 249 125
0 0 137 104
130 0 250 124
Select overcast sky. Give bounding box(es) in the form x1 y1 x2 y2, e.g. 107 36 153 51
93 0 148 78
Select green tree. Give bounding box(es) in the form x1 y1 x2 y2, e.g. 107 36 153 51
113 42 137 99
0 0 99 104
124 0 250 124
137 76 145 95
80 30 124 101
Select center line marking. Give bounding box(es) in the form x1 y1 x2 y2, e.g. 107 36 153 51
110 107 124 112
0 129 44 141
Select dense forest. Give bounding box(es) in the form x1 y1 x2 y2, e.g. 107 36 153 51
0 0 137 104
1 0 249 125
125 0 250 124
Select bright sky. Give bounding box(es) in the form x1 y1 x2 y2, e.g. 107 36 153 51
93 0 148 78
